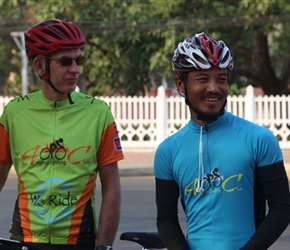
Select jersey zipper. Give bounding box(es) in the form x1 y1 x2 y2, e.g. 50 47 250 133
47 101 58 241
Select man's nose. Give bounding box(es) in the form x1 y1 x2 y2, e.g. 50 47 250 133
69 61 81 72
206 80 219 91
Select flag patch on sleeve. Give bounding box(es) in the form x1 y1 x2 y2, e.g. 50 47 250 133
113 137 122 151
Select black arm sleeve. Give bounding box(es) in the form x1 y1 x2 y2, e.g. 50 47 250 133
155 178 190 250
241 162 290 250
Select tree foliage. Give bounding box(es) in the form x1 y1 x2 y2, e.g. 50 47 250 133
0 0 290 96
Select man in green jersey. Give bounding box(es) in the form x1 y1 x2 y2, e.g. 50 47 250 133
0 19 123 250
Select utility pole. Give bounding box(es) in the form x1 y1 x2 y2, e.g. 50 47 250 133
10 31 28 96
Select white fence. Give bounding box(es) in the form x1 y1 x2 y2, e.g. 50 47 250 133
1 85 290 149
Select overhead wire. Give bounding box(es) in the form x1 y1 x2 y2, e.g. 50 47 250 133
1 14 290 35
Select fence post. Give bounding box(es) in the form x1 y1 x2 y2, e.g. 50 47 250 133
244 85 256 122
156 85 167 147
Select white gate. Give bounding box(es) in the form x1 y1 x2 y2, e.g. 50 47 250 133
1 85 290 149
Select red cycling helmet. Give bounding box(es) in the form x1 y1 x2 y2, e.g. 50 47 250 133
25 19 86 60
172 32 234 73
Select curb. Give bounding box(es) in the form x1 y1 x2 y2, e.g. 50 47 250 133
119 167 154 176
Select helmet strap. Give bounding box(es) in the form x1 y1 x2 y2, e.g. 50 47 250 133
178 72 190 106
40 57 74 105
39 56 63 94
67 93 74 105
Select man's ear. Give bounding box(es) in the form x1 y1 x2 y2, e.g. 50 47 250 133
33 57 45 77
174 76 185 95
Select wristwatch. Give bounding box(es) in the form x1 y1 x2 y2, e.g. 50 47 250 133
95 246 113 250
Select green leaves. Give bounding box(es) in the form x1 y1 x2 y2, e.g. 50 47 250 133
1 0 290 96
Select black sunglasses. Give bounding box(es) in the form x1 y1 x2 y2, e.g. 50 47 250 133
49 55 86 66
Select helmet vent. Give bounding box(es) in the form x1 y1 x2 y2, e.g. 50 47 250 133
34 33 53 44
38 20 59 27
220 50 230 64
208 41 215 55
61 42 86 48
179 58 194 68
63 23 78 39
193 36 201 46
192 52 208 66
48 26 70 40
36 46 50 52
25 36 35 44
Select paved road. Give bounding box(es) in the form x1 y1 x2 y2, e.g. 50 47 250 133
0 176 289 250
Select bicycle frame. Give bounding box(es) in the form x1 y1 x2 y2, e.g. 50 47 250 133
120 232 165 250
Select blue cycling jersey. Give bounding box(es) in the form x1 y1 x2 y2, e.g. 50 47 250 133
154 111 283 249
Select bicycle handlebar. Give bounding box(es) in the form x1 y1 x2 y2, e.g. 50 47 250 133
120 232 165 249
1 232 165 250
0 238 29 250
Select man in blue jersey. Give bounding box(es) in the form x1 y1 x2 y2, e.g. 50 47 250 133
154 32 290 250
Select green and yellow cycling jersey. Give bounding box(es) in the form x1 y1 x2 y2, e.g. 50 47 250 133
0 91 124 245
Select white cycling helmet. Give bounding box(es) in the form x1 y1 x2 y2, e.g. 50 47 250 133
172 32 234 73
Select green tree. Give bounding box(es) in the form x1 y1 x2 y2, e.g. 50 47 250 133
0 0 290 96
